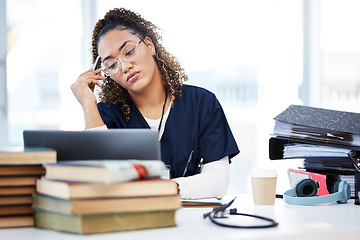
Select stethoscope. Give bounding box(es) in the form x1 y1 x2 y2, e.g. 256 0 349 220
203 197 279 228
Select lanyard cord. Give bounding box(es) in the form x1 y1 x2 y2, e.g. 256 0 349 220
203 198 279 229
132 90 168 133
158 90 168 132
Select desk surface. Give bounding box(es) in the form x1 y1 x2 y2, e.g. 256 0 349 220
1 194 359 240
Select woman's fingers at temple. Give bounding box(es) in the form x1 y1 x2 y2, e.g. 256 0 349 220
80 71 106 86
71 67 107 108
94 68 103 74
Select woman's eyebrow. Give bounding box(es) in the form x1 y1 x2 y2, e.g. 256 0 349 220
102 40 132 62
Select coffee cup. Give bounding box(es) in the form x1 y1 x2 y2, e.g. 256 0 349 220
251 168 278 205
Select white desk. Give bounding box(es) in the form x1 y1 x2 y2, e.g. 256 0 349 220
0 194 359 240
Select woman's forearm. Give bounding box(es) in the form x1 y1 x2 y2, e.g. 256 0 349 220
173 157 230 199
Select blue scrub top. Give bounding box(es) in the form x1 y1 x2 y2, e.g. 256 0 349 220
97 84 240 178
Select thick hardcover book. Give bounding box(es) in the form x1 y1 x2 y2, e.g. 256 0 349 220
0 215 34 228
34 209 177 234
0 147 56 165
36 178 178 199
0 205 33 215
32 193 181 214
0 165 45 176
0 186 35 196
43 160 165 183
0 195 32 205
0 176 38 187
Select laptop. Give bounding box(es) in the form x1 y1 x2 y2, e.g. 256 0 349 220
23 129 161 161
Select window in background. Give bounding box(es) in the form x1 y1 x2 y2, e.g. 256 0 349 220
7 0 87 145
320 0 360 112
0 1 7 147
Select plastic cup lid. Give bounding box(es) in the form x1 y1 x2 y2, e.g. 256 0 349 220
251 168 278 178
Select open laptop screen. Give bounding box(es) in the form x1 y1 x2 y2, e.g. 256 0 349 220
23 129 161 161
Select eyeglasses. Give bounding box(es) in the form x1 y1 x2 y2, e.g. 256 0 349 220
101 39 143 77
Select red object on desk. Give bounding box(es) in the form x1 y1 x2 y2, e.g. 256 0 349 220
288 168 329 196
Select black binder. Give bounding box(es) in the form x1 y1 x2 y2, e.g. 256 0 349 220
269 105 360 205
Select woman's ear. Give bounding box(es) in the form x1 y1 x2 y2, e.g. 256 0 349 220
144 36 156 56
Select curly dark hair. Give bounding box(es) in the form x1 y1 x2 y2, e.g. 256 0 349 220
91 8 188 121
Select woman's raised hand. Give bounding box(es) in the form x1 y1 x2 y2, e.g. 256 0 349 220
71 68 106 109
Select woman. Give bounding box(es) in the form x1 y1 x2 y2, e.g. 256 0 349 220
71 8 239 199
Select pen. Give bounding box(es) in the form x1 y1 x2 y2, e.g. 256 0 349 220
89 56 101 88
182 150 194 177
93 56 101 71
196 158 204 174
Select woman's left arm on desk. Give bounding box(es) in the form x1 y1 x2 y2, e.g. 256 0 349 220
173 157 230 199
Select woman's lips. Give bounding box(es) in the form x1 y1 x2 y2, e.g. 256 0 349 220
127 71 139 82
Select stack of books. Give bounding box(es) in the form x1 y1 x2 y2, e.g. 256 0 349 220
32 160 181 234
0 147 56 228
269 105 360 201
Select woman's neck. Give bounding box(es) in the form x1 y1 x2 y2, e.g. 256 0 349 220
130 82 169 120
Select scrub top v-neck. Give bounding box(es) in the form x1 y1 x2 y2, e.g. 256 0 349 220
97 84 240 178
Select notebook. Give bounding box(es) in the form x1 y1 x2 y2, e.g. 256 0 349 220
23 129 161 161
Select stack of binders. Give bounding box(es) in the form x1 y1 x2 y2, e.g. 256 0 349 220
269 105 360 204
